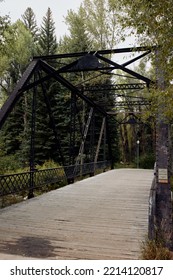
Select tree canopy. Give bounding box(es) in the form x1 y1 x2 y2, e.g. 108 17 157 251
109 0 173 79
0 0 172 172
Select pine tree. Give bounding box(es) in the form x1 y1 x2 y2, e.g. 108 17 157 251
38 8 57 56
31 8 63 165
22 7 38 40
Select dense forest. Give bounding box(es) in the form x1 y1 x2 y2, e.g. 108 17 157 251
0 0 173 174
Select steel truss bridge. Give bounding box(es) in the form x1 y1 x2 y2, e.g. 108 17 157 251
0 46 155 198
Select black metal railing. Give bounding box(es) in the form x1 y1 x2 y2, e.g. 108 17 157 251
148 171 157 240
0 161 111 197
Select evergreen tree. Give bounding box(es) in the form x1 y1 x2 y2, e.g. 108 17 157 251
38 7 57 56
31 8 63 165
22 7 38 40
59 2 120 164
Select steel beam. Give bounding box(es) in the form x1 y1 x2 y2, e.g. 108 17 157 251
39 60 107 116
0 60 39 129
122 50 151 67
95 53 152 86
83 83 147 92
74 108 94 170
28 73 37 199
69 92 77 165
94 117 106 163
33 46 156 60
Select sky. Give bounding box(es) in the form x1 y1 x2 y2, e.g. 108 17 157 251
0 0 83 38
0 0 138 64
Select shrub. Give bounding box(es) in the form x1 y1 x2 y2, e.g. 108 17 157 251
35 159 60 170
0 154 21 174
141 238 172 260
139 153 155 169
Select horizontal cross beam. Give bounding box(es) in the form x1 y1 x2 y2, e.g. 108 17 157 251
82 83 147 92
33 46 156 60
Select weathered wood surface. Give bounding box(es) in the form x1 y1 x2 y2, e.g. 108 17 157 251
0 169 153 259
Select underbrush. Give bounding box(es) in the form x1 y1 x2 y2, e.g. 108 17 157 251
0 154 22 174
141 238 172 260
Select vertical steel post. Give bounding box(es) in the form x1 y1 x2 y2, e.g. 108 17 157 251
74 107 94 177
94 117 106 164
105 116 113 169
155 49 172 248
89 109 95 176
70 92 76 166
103 119 106 162
90 109 95 162
136 140 140 168
28 74 37 199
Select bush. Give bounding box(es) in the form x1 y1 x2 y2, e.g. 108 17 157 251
0 155 21 174
141 239 172 260
139 153 155 169
35 159 60 170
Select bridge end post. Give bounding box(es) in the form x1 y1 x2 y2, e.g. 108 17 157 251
154 48 173 249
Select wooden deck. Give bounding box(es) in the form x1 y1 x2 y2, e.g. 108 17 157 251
0 168 153 259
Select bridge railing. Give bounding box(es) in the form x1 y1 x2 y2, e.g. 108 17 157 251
148 170 157 240
0 160 110 197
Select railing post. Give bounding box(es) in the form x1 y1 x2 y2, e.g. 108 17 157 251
148 176 157 240
90 162 94 177
28 170 34 199
105 116 114 169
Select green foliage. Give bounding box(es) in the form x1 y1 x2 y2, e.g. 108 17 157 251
139 153 155 169
81 0 119 49
0 19 35 99
64 7 91 52
64 0 119 51
0 154 21 174
110 0 173 80
22 7 38 39
0 2 121 170
0 158 62 179
0 15 11 52
5 20 34 74
150 85 173 122
35 159 60 170
37 8 57 56
61 5 121 163
113 58 156 165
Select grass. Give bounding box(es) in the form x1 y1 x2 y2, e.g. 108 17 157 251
140 238 173 260
0 194 25 209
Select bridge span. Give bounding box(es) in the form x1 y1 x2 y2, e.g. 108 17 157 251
0 168 153 259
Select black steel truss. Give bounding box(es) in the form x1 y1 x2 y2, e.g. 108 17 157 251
0 60 39 129
33 46 156 60
3 46 167 242
82 83 147 92
114 100 151 107
0 46 155 189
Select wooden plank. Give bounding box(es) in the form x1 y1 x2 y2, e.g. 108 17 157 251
0 169 153 259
